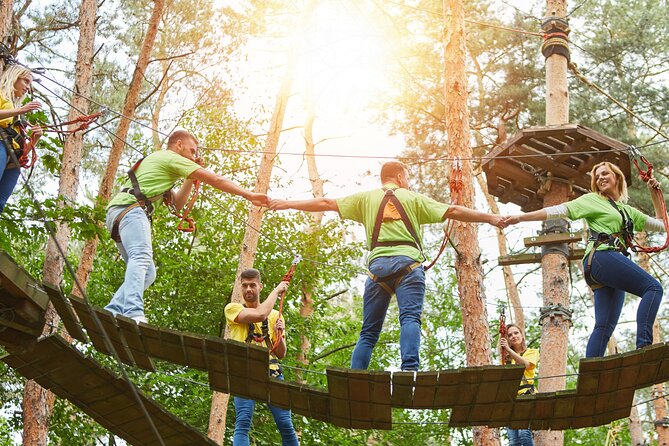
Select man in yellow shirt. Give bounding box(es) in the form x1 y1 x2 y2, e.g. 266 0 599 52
224 268 298 446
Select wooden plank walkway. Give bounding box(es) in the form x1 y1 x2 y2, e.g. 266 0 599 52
1 335 217 446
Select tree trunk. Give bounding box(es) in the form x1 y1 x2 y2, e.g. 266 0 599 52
0 0 12 47
73 0 166 294
535 1 569 445
443 1 498 445
206 2 318 443
21 1 97 444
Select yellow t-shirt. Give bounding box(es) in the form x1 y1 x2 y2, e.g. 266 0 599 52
0 95 21 150
511 348 539 395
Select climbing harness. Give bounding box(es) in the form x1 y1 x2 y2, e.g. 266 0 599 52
583 146 669 288
368 160 464 295
110 156 201 243
245 314 282 377
269 254 302 356
498 304 508 365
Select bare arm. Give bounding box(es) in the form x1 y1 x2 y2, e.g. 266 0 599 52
171 179 196 211
189 168 269 207
504 209 549 225
269 197 339 212
0 102 41 120
443 205 507 228
499 338 531 369
233 281 289 324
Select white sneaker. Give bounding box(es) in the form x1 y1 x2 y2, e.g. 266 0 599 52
132 315 148 324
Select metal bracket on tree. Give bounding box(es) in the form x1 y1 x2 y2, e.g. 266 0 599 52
539 303 573 327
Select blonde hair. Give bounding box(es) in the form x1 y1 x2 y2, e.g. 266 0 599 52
590 161 628 202
505 323 527 353
0 65 33 106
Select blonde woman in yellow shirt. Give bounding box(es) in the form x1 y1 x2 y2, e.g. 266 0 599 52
0 64 42 212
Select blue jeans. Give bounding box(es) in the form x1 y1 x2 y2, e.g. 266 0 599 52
350 255 425 371
586 249 663 357
104 206 156 319
233 376 298 446
0 142 20 213
506 428 534 445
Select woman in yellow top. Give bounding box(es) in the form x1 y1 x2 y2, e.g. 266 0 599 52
0 65 42 212
499 323 538 446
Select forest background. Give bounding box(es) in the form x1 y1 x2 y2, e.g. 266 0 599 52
0 0 668 445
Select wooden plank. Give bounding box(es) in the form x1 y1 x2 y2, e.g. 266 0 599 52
94 309 136 366
390 371 414 407
226 341 251 398
246 343 270 402
523 231 583 247
42 283 87 342
305 386 331 423
181 332 208 370
70 296 113 355
326 368 352 428
268 377 291 410
636 343 669 387
498 249 585 266
0 251 49 309
411 371 438 408
204 336 229 394
156 326 188 366
115 316 156 371
433 369 463 407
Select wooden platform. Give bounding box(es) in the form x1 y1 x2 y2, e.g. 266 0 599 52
1 335 217 446
481 124 630 211
0 252 48 350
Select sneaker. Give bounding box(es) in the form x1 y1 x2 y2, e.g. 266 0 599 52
131 315 148 324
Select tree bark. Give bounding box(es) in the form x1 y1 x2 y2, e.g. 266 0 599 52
443 1 498 444
0 0 12 46
206 2 318 443
73 0 166 295
21 0 97 444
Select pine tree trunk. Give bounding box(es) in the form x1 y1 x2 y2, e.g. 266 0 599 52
443 1 498 444
73 0 166 294
206 2 318 443
0 0 12 48
21 1 97 444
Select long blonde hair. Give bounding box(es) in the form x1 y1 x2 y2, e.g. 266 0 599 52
0 65 32 106
590 161 628 202
505 323 527 353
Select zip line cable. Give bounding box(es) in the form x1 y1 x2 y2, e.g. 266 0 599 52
0 132 166 445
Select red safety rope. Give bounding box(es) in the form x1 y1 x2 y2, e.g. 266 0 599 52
425 158 464 270
627 146 669 253
39 112 102 135
269 254 302 356
499 305 508 365
172 180 201 233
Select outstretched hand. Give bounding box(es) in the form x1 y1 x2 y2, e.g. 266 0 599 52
502 215 522 226
248 192 269 207
268 199 290 210
19 101 41 114
488 214 509 229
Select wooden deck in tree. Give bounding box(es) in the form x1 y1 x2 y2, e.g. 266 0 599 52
1 335 217 446
481 124 630 211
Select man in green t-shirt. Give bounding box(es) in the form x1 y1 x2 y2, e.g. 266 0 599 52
269 161 506 371
105 130 269 322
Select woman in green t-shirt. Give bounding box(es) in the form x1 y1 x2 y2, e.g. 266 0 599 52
505 162 665 357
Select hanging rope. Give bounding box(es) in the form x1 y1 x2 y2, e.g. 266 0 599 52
37 111 102 135
425 158 463 270
498 304 508 365
269 254 302 356
627 145 669 253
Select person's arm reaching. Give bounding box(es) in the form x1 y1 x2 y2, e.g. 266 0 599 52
189 168 269 207
443 205 507 228
234 281 289 324
269 197 339 212
0 101 41 120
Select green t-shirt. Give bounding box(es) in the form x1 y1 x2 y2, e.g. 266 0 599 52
107 150 201 210
564 192 648 256
336 182 450 263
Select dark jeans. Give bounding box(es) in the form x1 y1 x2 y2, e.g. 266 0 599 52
232 375 298 445
586 250 663 357
506 427 534 445
350 255 425 371
0 141 20 213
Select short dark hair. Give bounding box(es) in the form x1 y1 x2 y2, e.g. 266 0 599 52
240 268 261 281
380 161 408 182
167 130 197 148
